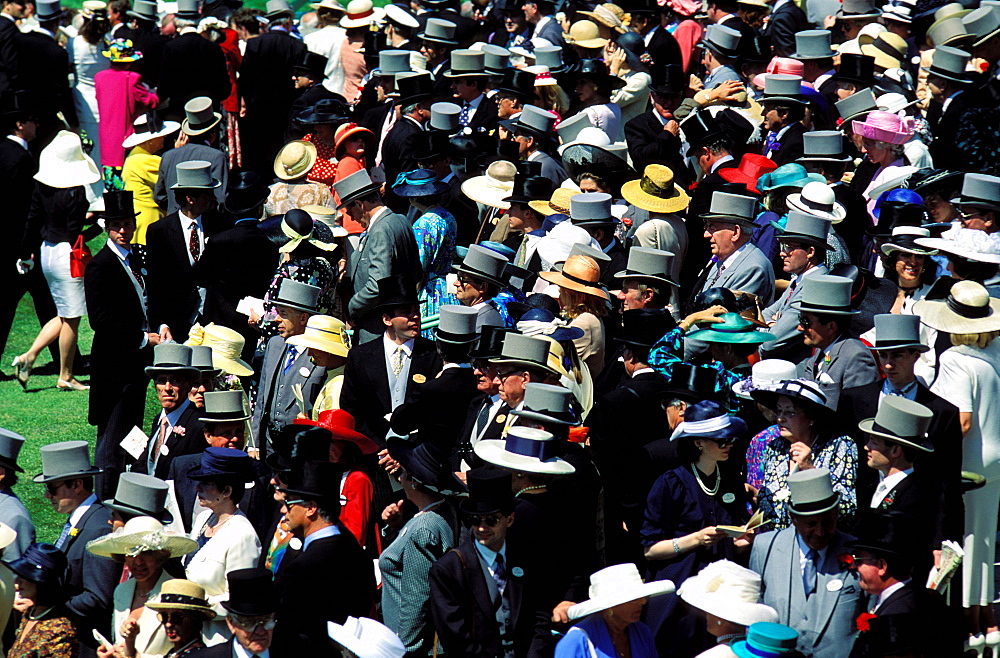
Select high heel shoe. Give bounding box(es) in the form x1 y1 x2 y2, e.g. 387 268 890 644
56 379 89 391
11 355 33 390
984 630 999 658
966 633 986 658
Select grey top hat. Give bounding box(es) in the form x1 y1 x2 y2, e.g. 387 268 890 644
454 244 507 287
489 333 558 374
265 0 293 19
0 429 25 472
837 0 881 18
534 45 565 72
570 192 615 227
510 382 581 426
419 18 458 45
171 161 221 190
373 50 412 78
791 30 836 59
555 113 592 146
799 130 851 163
787 468 839 516
791 274 859 315
928 16 973 48
872 313 930 352
436 305 480 343
482 44 511 74
962 6 1000 47
103 473 172 522
700 192 757 225
510 105 559 138
950 173 1000 210
569 242 611 267
272 278 321 314
613 246 678 287
445 49 489 77
836 88 878 124
858 396 934 452
922 45 972 84
36 0 63 21
430 102 461 132
181 97 222 136
761 74 806 105
780 210 831 247
145 344 200 378
199 390 251 423
176 0 200 18
703 23 741 58
190 345 220 374
128 0 159 21
33 441 102 484
333 169 381 208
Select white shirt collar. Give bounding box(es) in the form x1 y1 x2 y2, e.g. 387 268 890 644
383 334 414 360
873 580 909 612
0 13 15 21
465 93 485 110
234 643 270 658
631 367 655 377
68 493 99 529
178 26 198 35
720 241 748 269
302 523 340 551
442 362 472 370
107 238 131 262
709 154 735 173
871 468 913 507
6 134 28 150
180 213 203 230
715 12 735 22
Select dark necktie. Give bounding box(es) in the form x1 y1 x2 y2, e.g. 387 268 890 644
803 548 818 596
493 553 507 595
459 101 472 126
188 221 200 262
474 400 492 437
126 256 145 290
284 346 298 373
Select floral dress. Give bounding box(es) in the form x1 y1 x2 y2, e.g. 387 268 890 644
647 326 746 409
303 132 338 188
7 612 77 658
412 206 459 338
255 256 337 354
757 432 858 530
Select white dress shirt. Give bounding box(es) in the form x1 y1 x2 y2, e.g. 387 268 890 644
870 468 912 508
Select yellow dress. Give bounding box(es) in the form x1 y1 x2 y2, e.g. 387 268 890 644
123 144 164 244
312 365 346 419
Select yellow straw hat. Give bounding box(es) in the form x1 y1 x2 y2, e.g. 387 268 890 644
621 164 690 214
565 20 609 49
274 140 318 181
199 323 254 377
286 315 351 358
147 579 217 619
529 188 581 216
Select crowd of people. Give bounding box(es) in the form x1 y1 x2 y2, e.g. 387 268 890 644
3 0 1000 654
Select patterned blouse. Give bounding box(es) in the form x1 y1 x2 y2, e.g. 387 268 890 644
7 613 77 658
255 256 337 353
647 326 745 409
746 424 781 492
757 432 858 531
303 132 338 188
413 206 459 338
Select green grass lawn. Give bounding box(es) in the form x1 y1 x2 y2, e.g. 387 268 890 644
0 236 161 543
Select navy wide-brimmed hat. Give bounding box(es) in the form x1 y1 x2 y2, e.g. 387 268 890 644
4 543 67 587
188 448 255 483
392 169 450 197
386 438 466 496
515 308 584 341
669 400 748 442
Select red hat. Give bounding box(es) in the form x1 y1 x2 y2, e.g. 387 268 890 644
719 153 778 194
294 409 379 455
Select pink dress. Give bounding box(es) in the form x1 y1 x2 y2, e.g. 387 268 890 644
95 66 159 168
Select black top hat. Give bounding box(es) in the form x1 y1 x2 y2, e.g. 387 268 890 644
374 274 419 311
470 325 517 360
100 190 139 220
682 110 727 157
494 68 537 100
834 53 876 86
866 201 928 236
266 426 333 473
4 543 66 587
188 448 255 483
568 59 626 90
292 51 328 80
280 460 344 503
413 130 451 163
504 174 554 205
396 73 435 107
617 309 676 349
649 64 685 95
222 568 278 616
460 468 514 515
847 511 917 560
663 363 720 403
295 96 351 125
223 171 270 216
386 437 465 495
740 34 773 62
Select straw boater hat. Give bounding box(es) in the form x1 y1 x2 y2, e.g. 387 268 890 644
567 563 675 620
286 314 351 358
147 579 216 619
621 165 690 214
871 313 930 352
858 395 934 452
862 32 907 68
475 426 575 475
565 20 609 49
539 254 609 300
731 359 798 400
913 280 1000 334
461 161 517 209
678 560 779 627
181 96 222 137
34 130 101 189
327 617 405 658
123 112 180 149
274 140 317 181
86 516 198 559
339 0 384 28
529 188 580 217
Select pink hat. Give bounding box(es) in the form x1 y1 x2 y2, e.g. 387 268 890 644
851 110 915 145
663 0 700 17
752 57 805 89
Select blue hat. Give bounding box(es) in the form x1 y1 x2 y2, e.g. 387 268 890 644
516 308 585 341
480 241 516 262
757 164 825 192
188 448 254 483
732 622 799 658
4 543 67 587
392 169 450 197
873 187 923 218
669 400 748 442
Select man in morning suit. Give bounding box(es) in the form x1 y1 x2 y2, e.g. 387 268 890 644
793 274 879 409
458 327 517 465
0 429 34 561
447 50 500 135
156 11 230 119
760 73 808 166
750 468 861 658
380 72 434 213
708 0 756 44
925 44 981 173
763 0 810 57
36 441 121 658
624 65 687 176
0 0 24 95
84 191 159 500
430 469 544 658
286 51 339 141
335 170 421 343
251 279 328 459
154 98 228 215
139 344 206 479
187 568 290 657
146 160 223 343
274 461 375 652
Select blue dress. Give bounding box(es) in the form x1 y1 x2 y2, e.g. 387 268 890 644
412 206 458 338
555 614 658 658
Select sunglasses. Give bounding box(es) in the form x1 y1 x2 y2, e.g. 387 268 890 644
797 314 814 328
45 481 69 496
283 499 309 508
495 369 524 382
778 241 806 254
705 436 735 448
157 612 196 625
466 514 503 527
229 615 277 631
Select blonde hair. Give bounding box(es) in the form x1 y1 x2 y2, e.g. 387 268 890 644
950 330 1000 348
559 288 608 319
536 84 570 117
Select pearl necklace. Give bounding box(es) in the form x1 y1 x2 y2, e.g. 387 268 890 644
691 465 720 496
515 485 547 497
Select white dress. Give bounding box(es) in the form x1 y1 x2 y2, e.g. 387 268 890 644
68 35 110 167
931 340 1000 607
583 103 623 143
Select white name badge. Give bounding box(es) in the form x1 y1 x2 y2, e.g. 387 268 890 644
827 578 843 592
722 493 736 504
299 366 311 378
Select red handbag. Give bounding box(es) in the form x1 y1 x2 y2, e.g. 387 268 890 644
69 235 92 278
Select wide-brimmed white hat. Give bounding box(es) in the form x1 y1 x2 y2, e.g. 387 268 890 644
328 617 405 658
535 221 599 270
34 130 101 189
568 563 675 620
732 359 797 400
461 160 516 209
678 560 779 627
915 226 1000 264
340 0 385 27
786 181 846 222
913 280 1000 334
85 516 198 559
122 113 180 149
474 427 575 475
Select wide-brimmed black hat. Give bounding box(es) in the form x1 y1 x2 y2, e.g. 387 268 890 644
100 189 139 220
222 568 277 616
295 96 351 125
374 274 419 311
662 363 720 403
223 171 270 216
4 543 66 587
387 437 465 495
561 143 638 194
265 425 334 473
280 460 344 502
616 309 676 349
460 468 514 515
567 58 626 90
188 448 255 483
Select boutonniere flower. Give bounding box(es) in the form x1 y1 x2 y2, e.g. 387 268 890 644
823 353 833 365
69 528 80 539
880 492 895 509
856 612 877 633
770 142 781 151
774 487 791 502
173 425 186 436
838 553 855 570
